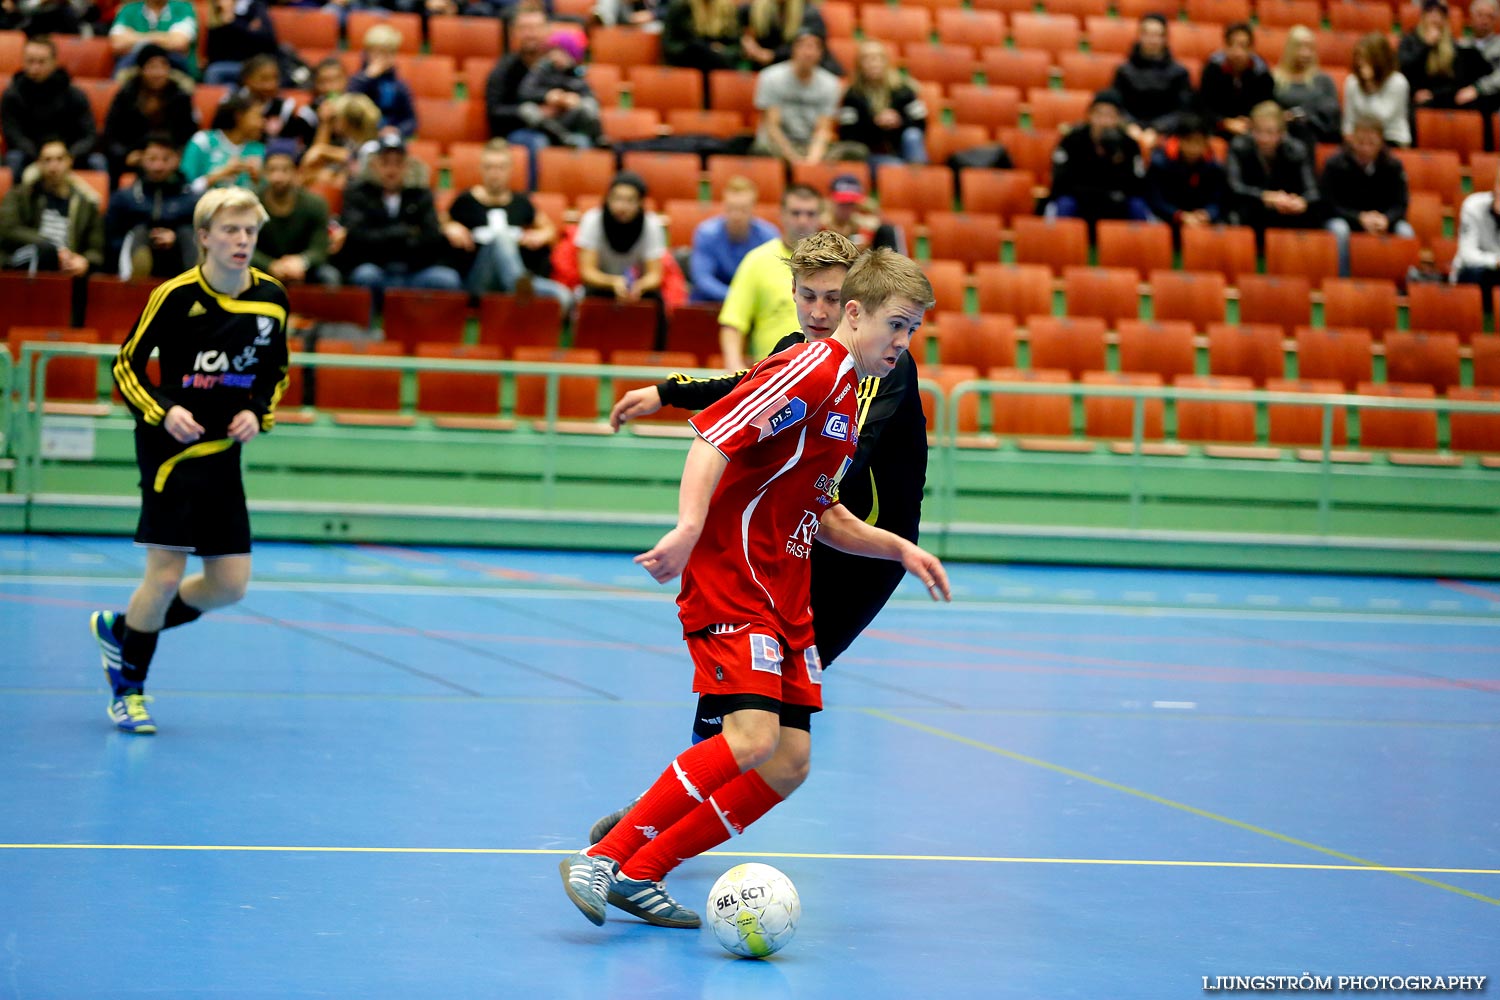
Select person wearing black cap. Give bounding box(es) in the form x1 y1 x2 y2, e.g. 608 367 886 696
1047 89 1151 228
575 171 669 337
1111 14 1194 149
1197 21 1276 138
825 173 904 253
336 133 463 302
100 42 198 186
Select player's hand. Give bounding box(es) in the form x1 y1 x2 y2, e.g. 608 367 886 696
634 525 700 584
900 543 951 602
227 409 261 443
164 405 205 444
609 385 663 431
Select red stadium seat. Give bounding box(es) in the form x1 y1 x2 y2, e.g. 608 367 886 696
1083 371 1166 440
980 47 1052 90
1010 13 1081 51
621 151 702 205
477 294 564 354
1356 381 1439 450
1207 323 1285 386
1447 387 1500 454
315 340 406 414
1384 331 1461 394
1295 326 1373 391
572 298 658 354
512 346 603 420
875 164 954 218
926 211 1003 269
935 312 1017 370
1063 266 1140 328
1238 274 1312 335
428 14 502 61
1027 315 1107 378
1117 319 1198 383
1321 278 1398 337
1149 270 1227 330
1266 377 1348 447
1175 375 1257 444
974 263 1053 321
1096 220 1173 279
627 65 704 113
1181 225 1257 284
1407 283 1484 344
1012 215 1088 274
8 326 101 402
415 343 504 416
1266 229 1340 287
959 168 1036 222
382 289 469 351
989 367 1082 444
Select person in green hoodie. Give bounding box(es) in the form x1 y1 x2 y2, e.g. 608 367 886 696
0 139 104 278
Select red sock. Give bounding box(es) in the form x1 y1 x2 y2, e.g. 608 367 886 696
621 768 784 882
589 735 740 865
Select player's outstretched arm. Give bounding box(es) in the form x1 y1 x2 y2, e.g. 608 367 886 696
608 386 662 431
635 436 729 583
817 504 951 602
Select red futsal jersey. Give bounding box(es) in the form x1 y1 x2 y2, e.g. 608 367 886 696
679 338 861 648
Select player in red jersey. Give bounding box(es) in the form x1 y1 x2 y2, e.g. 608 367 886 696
559 248 951 930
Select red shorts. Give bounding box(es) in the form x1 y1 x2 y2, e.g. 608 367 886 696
687 623 824 712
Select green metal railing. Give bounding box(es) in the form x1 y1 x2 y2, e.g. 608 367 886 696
7 342 1500 544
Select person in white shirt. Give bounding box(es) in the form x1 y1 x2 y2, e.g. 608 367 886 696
1452 172 1500 310
1343 32 1411 145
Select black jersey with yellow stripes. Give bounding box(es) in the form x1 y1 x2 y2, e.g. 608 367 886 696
658 332 928 539
115 266 290 435
114 266 290 484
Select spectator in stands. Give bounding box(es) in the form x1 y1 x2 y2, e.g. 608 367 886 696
1047 89 1150 227
1319 116 1415 277
105 132 197 278
517 28 602 149
349 23 418 138
310 56 348 115
575 172 668 339
443 139 572 308
1274 25 1341 150
201 0 277 85
1226 100 1322 238
426 0 500 16
1453 169 1500 309
1400 0 1489 113
1144 114 1228 236
716 182 823 370
1198 21 1275 137
1111 13 1194 150
237 53 319 150
100 42 198 184
183 90 267 192
1460 0 1500 128
2 36 106 181
301 92 381 186
486 5 552 183
0 139 104 278
338 134 463 299
2 0 89 35
662 0 741 74
253 140 339 286
837 40 928 167
752 30 841 166
594 0 660 28
109 0 199 77
1344 32 1411 146
823 173 903 253
688 175 777 303
742 0 839 75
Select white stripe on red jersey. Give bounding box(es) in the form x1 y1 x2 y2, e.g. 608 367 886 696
700 342 832 448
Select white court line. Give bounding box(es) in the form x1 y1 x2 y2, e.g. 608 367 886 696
6 573 1500 626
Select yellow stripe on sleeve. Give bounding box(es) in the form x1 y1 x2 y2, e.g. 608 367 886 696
113 272 197 424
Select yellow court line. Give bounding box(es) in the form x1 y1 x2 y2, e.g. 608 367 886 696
0 843 1496 875
862 707 1500 908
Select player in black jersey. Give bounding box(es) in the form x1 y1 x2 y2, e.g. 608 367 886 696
589 233 931 842
89 187 290 734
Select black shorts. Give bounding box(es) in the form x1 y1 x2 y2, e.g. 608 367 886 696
690 693 814 743
135 473 252 558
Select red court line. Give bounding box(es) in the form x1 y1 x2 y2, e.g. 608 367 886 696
1438 578 1500 604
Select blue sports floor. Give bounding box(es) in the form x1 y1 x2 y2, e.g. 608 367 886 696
2 535 1497 999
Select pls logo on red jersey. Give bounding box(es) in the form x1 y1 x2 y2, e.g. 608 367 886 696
752 396 807 441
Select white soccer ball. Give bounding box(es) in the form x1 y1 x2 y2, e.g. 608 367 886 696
707 863 801 958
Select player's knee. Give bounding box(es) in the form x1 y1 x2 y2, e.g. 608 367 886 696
144 564 186 597
725 725 780 771
765 754 810 794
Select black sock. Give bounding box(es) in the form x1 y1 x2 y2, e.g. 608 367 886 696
162 594 203 630
110 612 125 643
119 620 159 688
